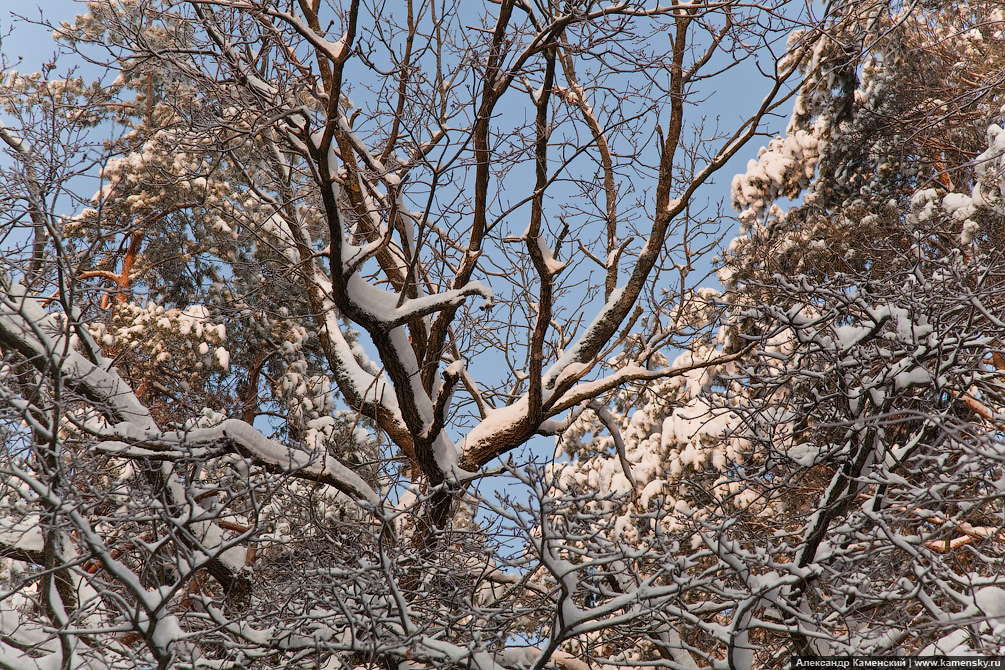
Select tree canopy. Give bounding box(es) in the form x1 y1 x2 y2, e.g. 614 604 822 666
1 1 1005 668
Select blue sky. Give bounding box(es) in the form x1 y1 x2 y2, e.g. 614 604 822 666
2 0 794 255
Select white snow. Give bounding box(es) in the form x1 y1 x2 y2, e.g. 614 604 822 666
215 346 230 370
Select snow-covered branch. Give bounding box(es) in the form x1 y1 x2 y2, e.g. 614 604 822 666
98 418 379 506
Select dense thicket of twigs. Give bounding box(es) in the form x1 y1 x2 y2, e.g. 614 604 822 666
2 1 1005 668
